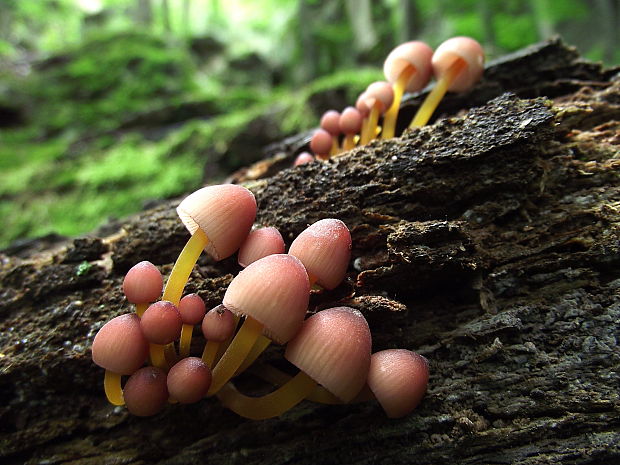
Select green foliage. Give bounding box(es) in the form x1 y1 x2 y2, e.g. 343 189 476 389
24 31 197 133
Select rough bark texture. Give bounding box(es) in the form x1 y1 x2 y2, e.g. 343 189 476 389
1 38 619 464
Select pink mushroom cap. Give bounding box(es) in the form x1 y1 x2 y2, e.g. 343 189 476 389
294 152 315 166
432 36 485 93
238 226 286 267
176 184 257 261
178 293 206 325
223 254 310 344
310 128 333 157
339 106 363 135
123 366 169 417
167 357 212 404
201 304 236 342
363 81 394 113
320 110 342 136
367 349 429 418
288 218 351 290
92 313 148 375
140 301 183 345
122 261 163 304
383 41 434 92
285 306 372 402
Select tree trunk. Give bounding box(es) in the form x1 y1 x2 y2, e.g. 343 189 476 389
135 0 153 27
161 0 171 33
1 38 619 465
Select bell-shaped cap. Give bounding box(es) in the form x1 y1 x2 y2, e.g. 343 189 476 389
123 366 169 416
223 254 309 344
202 304 236 342
288 218 351 289
167 357 212 404
383 41 433 92
238 226 285 267
367 349 429 418
92 314 148 375
364 81 395 113
432 36 484 93
176 184 257 261
122 261 163 304
285 306 371 402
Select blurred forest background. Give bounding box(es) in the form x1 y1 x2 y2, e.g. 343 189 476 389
0 0 618 250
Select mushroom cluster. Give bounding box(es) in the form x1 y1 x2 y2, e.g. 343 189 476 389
306 36 484 161
92 183 429 419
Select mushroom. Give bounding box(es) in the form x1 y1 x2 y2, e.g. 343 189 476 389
410 36 484 128
92 313 149 405
217 306 372 420
140 300 183 368
358 81 394 144
122 261 163 317
123 366 169 416
381 41 433 139
178 293 206 358
288 218 352 289
201 304 236 368
167 357 212 404
366 349 429 418
339 106 363 151
294 151 315 166
320 109 342 156
310 128 334 160
237 227 285 268
207 254 310 395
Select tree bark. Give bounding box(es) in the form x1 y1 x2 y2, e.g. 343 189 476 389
0 38 619 464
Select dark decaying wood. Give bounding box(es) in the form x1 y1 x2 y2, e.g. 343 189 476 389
0 38 619 464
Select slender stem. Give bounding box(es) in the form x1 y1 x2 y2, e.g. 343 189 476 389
201 341 219 368
207 316 263 396
104 370 124 406
135 303 148 318
329 137 339 157
342 134 356 151
150 343 167 370
235 336 271 375
179 323 194 358
409 57 466 128
217 371 317 420
361 102 380 145
162 229 209 306
382 66 415 140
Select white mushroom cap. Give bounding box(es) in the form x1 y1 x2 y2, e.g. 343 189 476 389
176 184 256 261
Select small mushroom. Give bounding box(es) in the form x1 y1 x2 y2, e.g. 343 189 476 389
288 218 352 289
92 314 149 405
140 301 183 368
167 357 212 404
207 254 310 395
339 106 363 151
201 304 236 368
366 349 429 418
122 261 163 317
238 227 285 268
320 109 342 156
178 293 206 358
293 151 315 166
410 36 484 128
359 81 394 144
310 128 334 160
217 306 372 419
381 41 433 139
123 366 169 416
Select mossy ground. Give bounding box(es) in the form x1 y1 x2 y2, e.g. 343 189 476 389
0 32 382 248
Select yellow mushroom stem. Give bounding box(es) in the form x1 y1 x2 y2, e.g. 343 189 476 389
217 371 317 420
342 133 356 151
149 343 167 370
360 102 380 145
235 335 272 375
409 57 466 128
201 315 240 368
160 228 208 358
329 138 339 157
382 66 416 140
135 303 148 318
104 370 124 406
207 316 264 395
179 323 194 358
